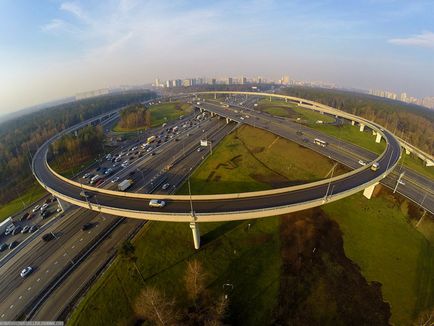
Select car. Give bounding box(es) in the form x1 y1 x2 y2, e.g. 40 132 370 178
111 176 120 183
197 147 203 152
20 266 33 278
12 226 22 235
32 205 40 213
21 225 30 234
20 212 29 222
41 210 52 219
82 173 91 179
80 190 92 198
9 241 18 250
162 183 170 190
358 160 367 166
0 243 8 252
82 223 93 231
29 225 38 233
149 199 166 208
56 207 62 213
42 233 55 242
40 203 49 211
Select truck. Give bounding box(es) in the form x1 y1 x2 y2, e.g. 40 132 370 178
147 135 156 143
118 179 133 191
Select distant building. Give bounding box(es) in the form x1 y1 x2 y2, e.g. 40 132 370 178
211 78 217 85
175 79 182 87
241 76 247 84
227 77 233 85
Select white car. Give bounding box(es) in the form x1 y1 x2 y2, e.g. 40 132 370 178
111 177 120 183
20 266 33 278
32 205 40 213
358 160 366 166
40 203 49 211
149 199 166 208
162 183 170 190
82 173 91 179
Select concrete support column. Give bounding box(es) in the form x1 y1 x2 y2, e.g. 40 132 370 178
363 182 379 199
351 121 355 126
214 93 217 99
285 98 288 102
375 133 382 143
405 148 411 155
189 222 200 249
299 100 303 104
199 108 203 113
372 130 376 135
57 198 71 212
269 96 272 102
359 124 365 132
226 117 230 124
426 159 434 167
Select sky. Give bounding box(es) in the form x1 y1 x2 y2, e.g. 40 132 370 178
0 0 433 114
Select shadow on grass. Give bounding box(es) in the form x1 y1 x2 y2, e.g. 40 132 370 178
201 220 245 246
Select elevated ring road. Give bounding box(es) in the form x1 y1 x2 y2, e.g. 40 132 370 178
32 92 401 223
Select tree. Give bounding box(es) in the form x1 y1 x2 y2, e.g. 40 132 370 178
133 287 180 325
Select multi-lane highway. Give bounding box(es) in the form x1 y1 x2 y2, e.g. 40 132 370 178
205 95 434 213
31 93 401 222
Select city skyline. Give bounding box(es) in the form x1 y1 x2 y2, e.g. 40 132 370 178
1 0 434 115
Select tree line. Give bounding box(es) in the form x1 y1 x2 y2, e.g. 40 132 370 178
0 91 156 205
118 104 151 129
49 125 105 171
281 87 434 154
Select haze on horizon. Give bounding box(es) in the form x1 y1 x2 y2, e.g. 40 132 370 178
0 0 433 116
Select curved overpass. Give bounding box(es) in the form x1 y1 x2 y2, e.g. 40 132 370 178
32 92 401 224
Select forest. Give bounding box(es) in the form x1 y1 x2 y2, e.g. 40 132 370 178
49 125 105 172
281 87 434 154
118 104 151 130
0 90 156 205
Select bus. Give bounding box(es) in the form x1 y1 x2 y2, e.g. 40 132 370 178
147 136 156 144
313 138 327 147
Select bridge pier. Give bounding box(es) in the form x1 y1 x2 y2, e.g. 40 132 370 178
375 133 382 143
359 124 365 132
426 159 434 167
405 148 411 155
285 98 288 102
351 120 355 126
214 93 217 100
363 182 379 199
57 198 71 212
189 222 200 249
226 117 230 124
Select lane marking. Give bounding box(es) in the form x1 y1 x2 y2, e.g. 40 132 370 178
54 261 58 265
45 269 50 274
80 238 83 242
88 231 91 234
9 305 14 309
37 278 40 282
71 245 75 249
1 314 4 318
63 253 67 257
18 296 22 300
27 287 31 291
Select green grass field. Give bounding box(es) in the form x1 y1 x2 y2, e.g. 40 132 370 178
149 102 193 127
259 99 335 123
113 101 193 132
68 124 434 325
323 190 434 325
0 182 47 222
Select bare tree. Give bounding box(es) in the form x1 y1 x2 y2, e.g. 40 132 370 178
133 286 180 326
414 309 434 326
184 260 208 303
